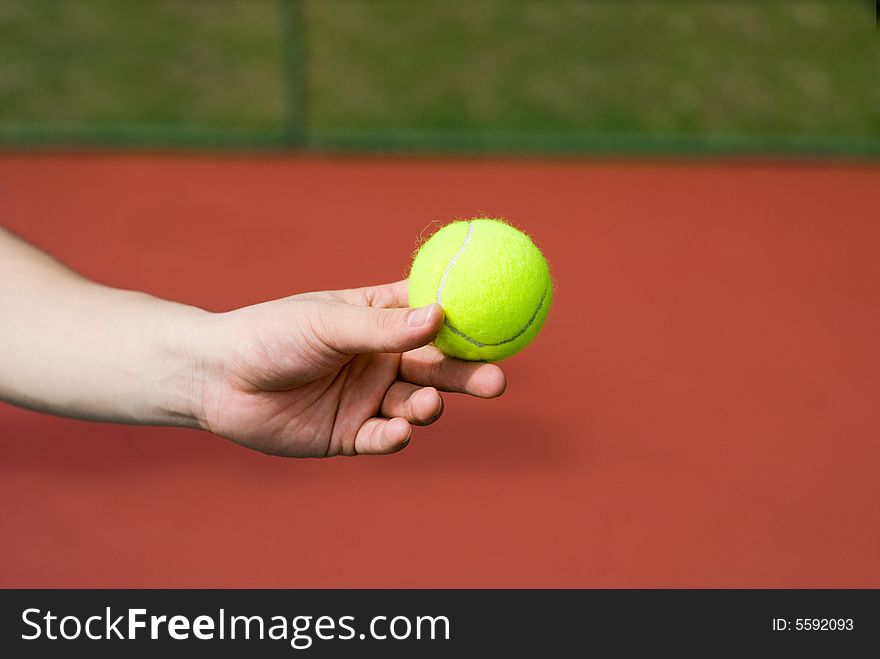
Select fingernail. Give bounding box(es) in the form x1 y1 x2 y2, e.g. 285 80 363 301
407 304 435 327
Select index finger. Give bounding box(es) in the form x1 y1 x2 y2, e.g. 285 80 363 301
361 279 410 308
311 279 410 309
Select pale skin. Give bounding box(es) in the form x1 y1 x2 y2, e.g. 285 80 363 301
0 227 506 457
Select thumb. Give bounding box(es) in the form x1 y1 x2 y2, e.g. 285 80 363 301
315 302 444 355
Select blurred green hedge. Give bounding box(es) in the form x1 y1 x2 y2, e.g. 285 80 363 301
1 0 878 155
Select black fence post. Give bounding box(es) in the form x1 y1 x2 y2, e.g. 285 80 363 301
279 0 308 148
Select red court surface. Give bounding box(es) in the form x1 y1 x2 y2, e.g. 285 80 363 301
1 153 878 588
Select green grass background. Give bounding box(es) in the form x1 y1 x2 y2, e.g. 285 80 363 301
1 0 878 154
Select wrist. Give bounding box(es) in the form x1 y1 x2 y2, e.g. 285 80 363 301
153 300 219 431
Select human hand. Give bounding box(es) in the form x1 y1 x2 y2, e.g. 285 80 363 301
195 280 506 457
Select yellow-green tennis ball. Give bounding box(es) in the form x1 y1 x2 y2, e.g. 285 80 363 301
408 218 552 361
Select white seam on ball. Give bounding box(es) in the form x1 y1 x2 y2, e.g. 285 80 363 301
436 221 474 306
437 221 547 348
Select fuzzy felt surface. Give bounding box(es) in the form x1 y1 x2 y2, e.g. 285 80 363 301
409 218 552 361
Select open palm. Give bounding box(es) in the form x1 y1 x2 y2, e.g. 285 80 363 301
199 280 506 457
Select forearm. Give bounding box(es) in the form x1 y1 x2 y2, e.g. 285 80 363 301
0 227 208 427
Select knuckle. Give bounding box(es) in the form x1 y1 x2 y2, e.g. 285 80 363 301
377 309 406 352
296 301 352 360
455 359 468 391
305 305 343 354
404 392 419 419
428 350 445 386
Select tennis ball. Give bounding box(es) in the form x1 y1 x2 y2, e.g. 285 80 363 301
408 218 552 361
